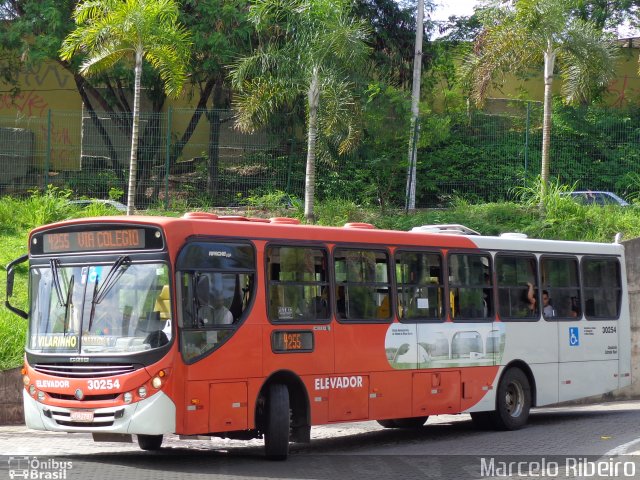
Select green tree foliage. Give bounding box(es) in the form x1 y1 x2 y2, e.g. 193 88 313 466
0 1 76 85
230 0 370 222
176 0 255 197
571 0 640 30
60 0 191 215
462 0 617 196
316 84 410 211
353 0 423 89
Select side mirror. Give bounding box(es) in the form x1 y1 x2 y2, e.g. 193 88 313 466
6 254 28 319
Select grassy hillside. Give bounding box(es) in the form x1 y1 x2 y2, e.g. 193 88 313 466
2 187 640 369
0 189 128 369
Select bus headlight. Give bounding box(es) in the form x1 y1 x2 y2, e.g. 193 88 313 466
23 375 30 387
138 386 147 399
123 392 133 404
151 376 162 389
37 391 45 402
29 385 36 396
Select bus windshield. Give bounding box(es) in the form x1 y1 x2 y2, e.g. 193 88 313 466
28 261 171 355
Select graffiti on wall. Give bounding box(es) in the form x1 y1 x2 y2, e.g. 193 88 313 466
0 91 49 118
606 75 640 108
22 65 72 90
0 91 78 169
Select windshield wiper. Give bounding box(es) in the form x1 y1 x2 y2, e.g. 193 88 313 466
87 274 99 333
63 275 74 335
87 256 130 332
49 259 66 307
94 256 130 304
49 259 73 335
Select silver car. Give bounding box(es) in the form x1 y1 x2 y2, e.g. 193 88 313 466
565 191 629 207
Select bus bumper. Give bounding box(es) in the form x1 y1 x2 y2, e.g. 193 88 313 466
23 390 176 435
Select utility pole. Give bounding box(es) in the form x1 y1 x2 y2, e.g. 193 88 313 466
405 0 424 213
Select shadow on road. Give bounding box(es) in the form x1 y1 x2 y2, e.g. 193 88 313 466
52 406 640 479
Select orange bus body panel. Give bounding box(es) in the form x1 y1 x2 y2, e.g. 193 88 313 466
28 215 501 436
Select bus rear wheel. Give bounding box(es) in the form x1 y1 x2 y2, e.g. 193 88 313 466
264 383 290 460
491 367 531 430
137 434 163 451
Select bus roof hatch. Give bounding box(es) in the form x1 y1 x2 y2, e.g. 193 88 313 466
410 224 481 236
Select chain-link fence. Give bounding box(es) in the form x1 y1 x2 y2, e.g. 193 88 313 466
1 101 639 209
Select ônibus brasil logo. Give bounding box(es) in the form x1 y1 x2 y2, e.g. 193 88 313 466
8 456 73 479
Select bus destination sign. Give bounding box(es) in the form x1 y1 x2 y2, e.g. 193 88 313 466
43 229 146 253
271 330 314 353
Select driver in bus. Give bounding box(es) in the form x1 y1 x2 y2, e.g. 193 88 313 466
212 290 233 325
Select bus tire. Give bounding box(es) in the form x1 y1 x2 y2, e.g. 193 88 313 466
264 383 290 460
137 434 163 451
377 419 398 428
377 417 428 428
392 417 428 428
491 367 531 430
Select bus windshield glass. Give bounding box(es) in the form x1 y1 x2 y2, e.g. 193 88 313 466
28 262 171 354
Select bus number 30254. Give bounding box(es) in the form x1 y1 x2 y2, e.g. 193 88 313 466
87 379 121 390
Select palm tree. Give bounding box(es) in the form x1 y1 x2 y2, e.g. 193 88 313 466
463 0 617 196
60 0 191 215
230 0 370 222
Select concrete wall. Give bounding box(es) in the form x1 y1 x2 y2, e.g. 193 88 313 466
618 237 640 398
0 368 24 425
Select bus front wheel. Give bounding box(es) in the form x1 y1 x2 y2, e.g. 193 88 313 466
377 417 428 429
377 419 398 428
137 434 163 451
491 367 531 430
264 383 290 460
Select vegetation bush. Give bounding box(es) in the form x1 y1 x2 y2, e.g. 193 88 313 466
310 103 640 209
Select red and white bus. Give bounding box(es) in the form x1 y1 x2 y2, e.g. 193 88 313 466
6 215 631 459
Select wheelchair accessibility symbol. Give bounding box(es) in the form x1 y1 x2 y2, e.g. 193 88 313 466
569 327 580 346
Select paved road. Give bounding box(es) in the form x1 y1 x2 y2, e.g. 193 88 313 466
1 400 640 479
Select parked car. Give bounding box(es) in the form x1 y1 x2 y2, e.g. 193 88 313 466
564 191 629 207
68 199 128 212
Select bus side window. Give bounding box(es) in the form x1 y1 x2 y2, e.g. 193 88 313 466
334 249 391 321
496 254 539 320
449 253 493 321
267 246 330 322
396 251 444 322
541 256 580 319
582 257 621 319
